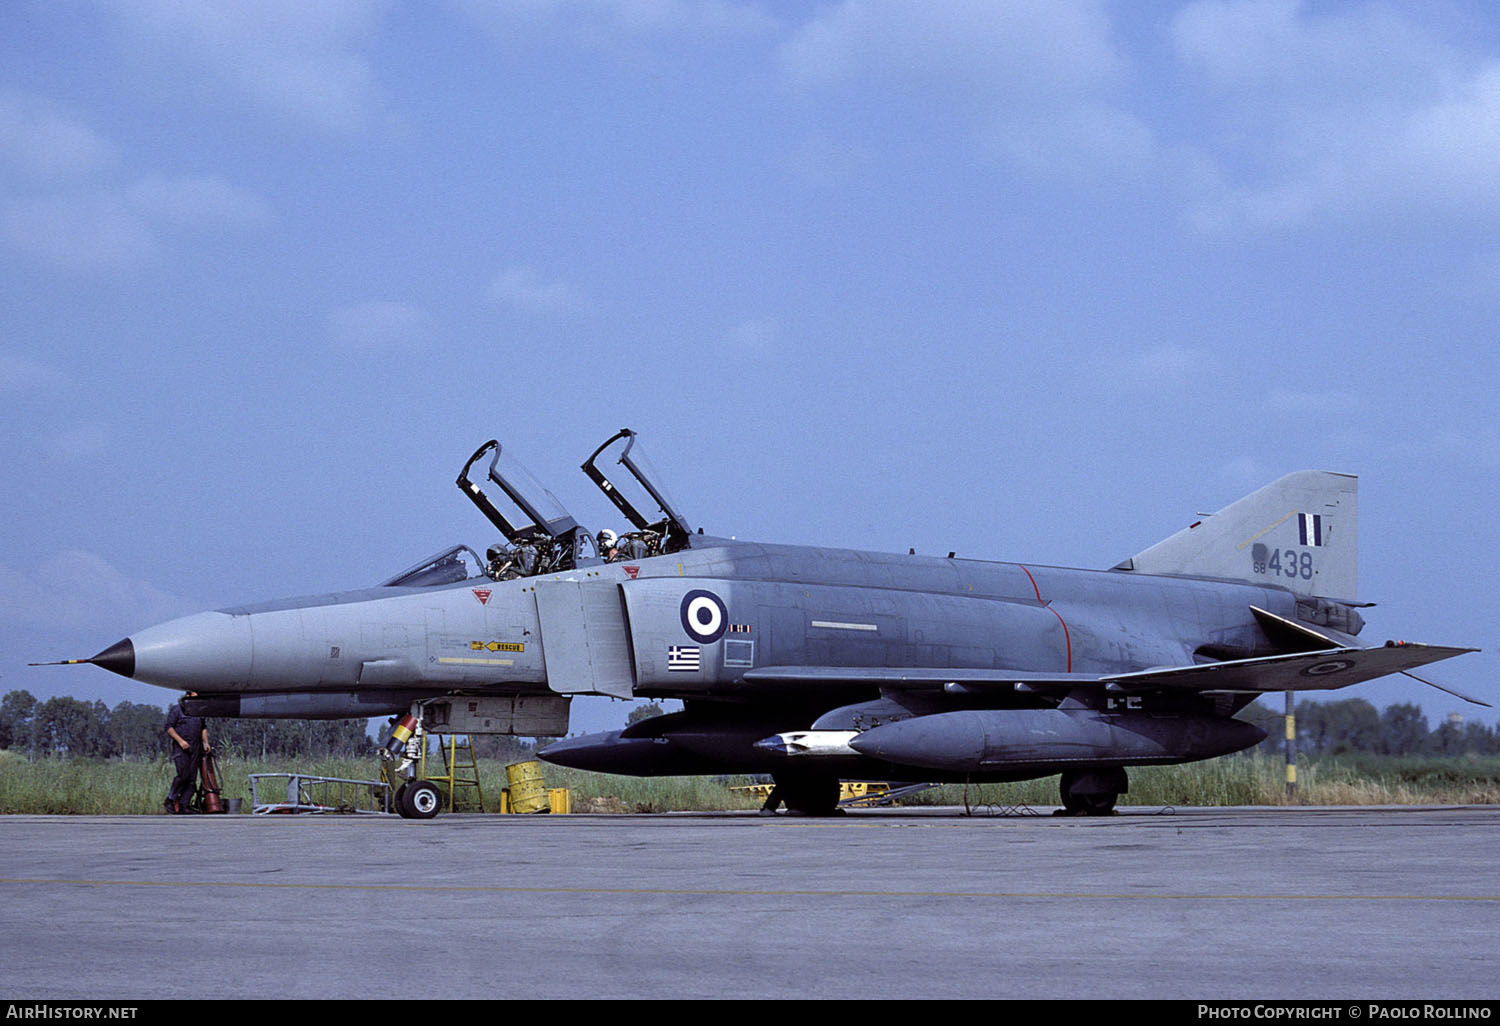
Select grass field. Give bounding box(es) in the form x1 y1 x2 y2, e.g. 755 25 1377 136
2 748 1498 814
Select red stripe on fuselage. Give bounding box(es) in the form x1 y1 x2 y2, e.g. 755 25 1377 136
1018 564 1072 673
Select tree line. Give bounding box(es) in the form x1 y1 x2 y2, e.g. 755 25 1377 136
0 690 371 760
1242 697 1500 757
3 689 1495 762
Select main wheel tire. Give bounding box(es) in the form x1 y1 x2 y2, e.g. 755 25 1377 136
1059 771 1119 816
393 782 410 818
401 780 442 820
774 774 843 816
1073 791 1117 815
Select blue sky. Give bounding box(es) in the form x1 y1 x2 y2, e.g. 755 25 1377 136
2 0 1496 737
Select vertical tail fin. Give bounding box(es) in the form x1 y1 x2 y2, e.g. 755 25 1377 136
1114 471 1358 601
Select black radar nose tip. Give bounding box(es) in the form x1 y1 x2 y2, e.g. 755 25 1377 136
89 638 136 679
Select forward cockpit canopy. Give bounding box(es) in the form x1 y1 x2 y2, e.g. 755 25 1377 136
414 429 695 584
455 440 598 579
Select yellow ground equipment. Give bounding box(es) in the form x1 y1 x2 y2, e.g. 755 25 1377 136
731 781 896 807
504 760 550 813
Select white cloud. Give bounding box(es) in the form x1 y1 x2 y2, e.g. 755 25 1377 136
1265 389 1361 416
0 550 194 632
723 318 780 353
3 177 270 273
1094 343 1213 392
1171 0 1434 95
0 90 114 179
98 0 389 133
1456 246 1500 303
0 93 268 273
460 0 776 44
487 266 587 315
327 301 432 354
781 0 1123 94
1388 426 1500 470
126 174 274 230
1172 0 1500 231
1392 64 1500 210
1216 456 1270 493
980 101 1155 178
778 133 874 189
778 1 1151 177
39 423 114 462
2 192 157 273
0 353 70 395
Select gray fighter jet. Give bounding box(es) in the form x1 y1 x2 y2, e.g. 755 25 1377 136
43 430 1481 816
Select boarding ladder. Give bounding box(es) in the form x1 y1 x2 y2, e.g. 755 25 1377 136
420 734 485 813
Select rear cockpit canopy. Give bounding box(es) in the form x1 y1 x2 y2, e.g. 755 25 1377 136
581 428 694 555
441 430 696 582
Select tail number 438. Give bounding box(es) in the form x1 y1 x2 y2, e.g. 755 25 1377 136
1254 549 1314 580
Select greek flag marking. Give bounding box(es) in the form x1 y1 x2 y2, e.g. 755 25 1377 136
668 646 701 672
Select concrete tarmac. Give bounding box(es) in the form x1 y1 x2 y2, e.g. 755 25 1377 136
2 805 1498 1001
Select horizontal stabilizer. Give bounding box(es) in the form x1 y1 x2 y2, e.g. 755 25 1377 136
1104 643 1476 695
746 642 1477 697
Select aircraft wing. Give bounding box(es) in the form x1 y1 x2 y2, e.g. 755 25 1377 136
744 642 1484 703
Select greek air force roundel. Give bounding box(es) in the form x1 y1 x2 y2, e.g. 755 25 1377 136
1302 658 1356 677
680 589 728 644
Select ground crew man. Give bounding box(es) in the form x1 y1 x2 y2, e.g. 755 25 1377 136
164 692 210 814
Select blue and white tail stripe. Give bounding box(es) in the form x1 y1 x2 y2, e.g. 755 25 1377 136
1298 513 1324 547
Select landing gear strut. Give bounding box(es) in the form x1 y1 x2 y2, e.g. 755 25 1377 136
382 703 441 819
1058 768 1126 816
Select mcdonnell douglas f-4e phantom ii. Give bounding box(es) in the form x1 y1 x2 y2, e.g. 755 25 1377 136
43 430 1482 816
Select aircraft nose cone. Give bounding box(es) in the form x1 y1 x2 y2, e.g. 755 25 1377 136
88 638 136 678
128 611 253 691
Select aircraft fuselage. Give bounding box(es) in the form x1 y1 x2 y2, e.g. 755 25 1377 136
118 538 1286 720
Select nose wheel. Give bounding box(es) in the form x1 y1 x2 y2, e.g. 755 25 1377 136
396 780 442 819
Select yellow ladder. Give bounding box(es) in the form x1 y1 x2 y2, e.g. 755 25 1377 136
419 735 486 813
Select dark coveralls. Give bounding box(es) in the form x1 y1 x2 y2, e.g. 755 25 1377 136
165 704 207 813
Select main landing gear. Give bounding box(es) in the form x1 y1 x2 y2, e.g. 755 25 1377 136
762 773 844 816
1057 768 1127 816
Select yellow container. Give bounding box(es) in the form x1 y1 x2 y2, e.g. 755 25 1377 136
547 788 571 815
506 760 550 814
